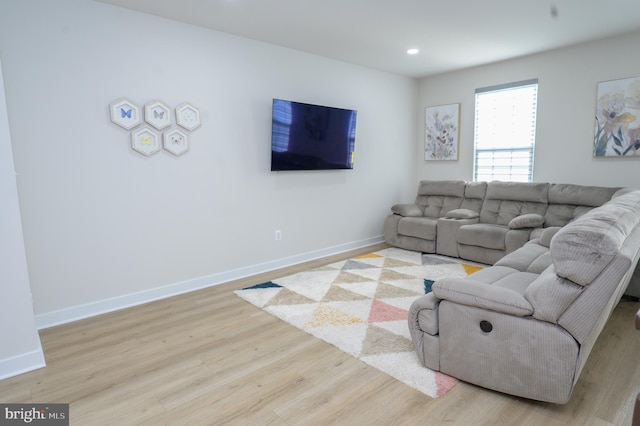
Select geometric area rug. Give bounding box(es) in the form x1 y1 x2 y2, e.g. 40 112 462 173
234 247 483 399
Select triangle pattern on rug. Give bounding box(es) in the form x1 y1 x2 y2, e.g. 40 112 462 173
325 300 374 321
355 253 384 260
353 253 386 268
462 263 484 275
374 319 412 340
284 278 334 302
342 259 378 270
360 324 414 356
333 270 376 284
335 281 379 299
305 304 366 328
343 266 383 282
243 281 282 290
234 247 484 399
368 299 409 323
321 285 370 302
378 296 420 312
237 286 282 308
379 269 418 283
374 282 421 299
383 257 418 269
265 288 317 307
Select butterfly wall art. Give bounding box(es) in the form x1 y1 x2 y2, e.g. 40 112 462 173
109 98 201 157
109 98 141 130
131 125 160 157
163 128 190 156
144 100 171 130
176 103 201 131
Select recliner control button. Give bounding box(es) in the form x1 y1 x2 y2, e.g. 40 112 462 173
480 320 493 333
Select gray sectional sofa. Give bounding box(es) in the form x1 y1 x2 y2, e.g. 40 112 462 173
385 180 640 403
384 180 622 264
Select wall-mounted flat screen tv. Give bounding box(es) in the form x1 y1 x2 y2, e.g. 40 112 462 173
271 99 357 171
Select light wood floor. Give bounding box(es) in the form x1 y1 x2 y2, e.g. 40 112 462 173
1 243 639 425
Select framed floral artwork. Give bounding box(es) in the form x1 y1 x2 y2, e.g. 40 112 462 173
425 103 460 161
594 76 640 157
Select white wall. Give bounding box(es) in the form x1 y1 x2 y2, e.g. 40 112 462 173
417 31 640 187
0 58 45 378
0 0 417 327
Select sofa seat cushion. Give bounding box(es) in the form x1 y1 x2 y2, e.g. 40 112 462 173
495 241 552 274
457 223 508 250
433 278 534 316
457 265 539 295
398 217 438 240
490 271 540 295
461 265 518 285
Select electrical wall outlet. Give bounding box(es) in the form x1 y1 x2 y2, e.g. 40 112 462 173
274 229 282 241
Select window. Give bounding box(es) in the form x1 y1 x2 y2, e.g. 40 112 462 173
473 79 538 182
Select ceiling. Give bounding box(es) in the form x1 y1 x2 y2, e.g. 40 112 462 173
96 0 640 78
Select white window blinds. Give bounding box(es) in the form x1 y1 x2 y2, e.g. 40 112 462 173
473 79 538 182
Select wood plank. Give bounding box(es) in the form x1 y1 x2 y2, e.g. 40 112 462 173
0 243 638 425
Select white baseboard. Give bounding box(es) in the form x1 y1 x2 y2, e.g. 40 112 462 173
35 236 384 330
0 346 46 381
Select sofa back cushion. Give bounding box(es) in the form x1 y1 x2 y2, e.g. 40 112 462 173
415 180 467 218
460 181 487 212
550 191 640 285
556 191 640 343
524 193 640 325
479 182 549 226
544 184 619 227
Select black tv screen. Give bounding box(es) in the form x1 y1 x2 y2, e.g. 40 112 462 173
271 99 357 171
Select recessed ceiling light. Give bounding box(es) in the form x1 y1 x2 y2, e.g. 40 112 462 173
407 48 419 55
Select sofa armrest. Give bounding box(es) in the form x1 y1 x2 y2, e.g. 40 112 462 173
391 203 422 217
408 293 440 335
433 278 534 316
509 213 545 229
436 216 480 257
445 208 480 220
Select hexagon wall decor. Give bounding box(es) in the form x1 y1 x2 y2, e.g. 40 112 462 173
110 98 141 130
175 103 201 131
163 127 190 156
144 100 172 130
131 125 161 157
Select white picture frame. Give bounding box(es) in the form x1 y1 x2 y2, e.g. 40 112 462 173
131 125 161 157
176 102 201 131
144 100 172 130
163 127 190 156
594 76 640 157
110 98 141 130
424 103 460 161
